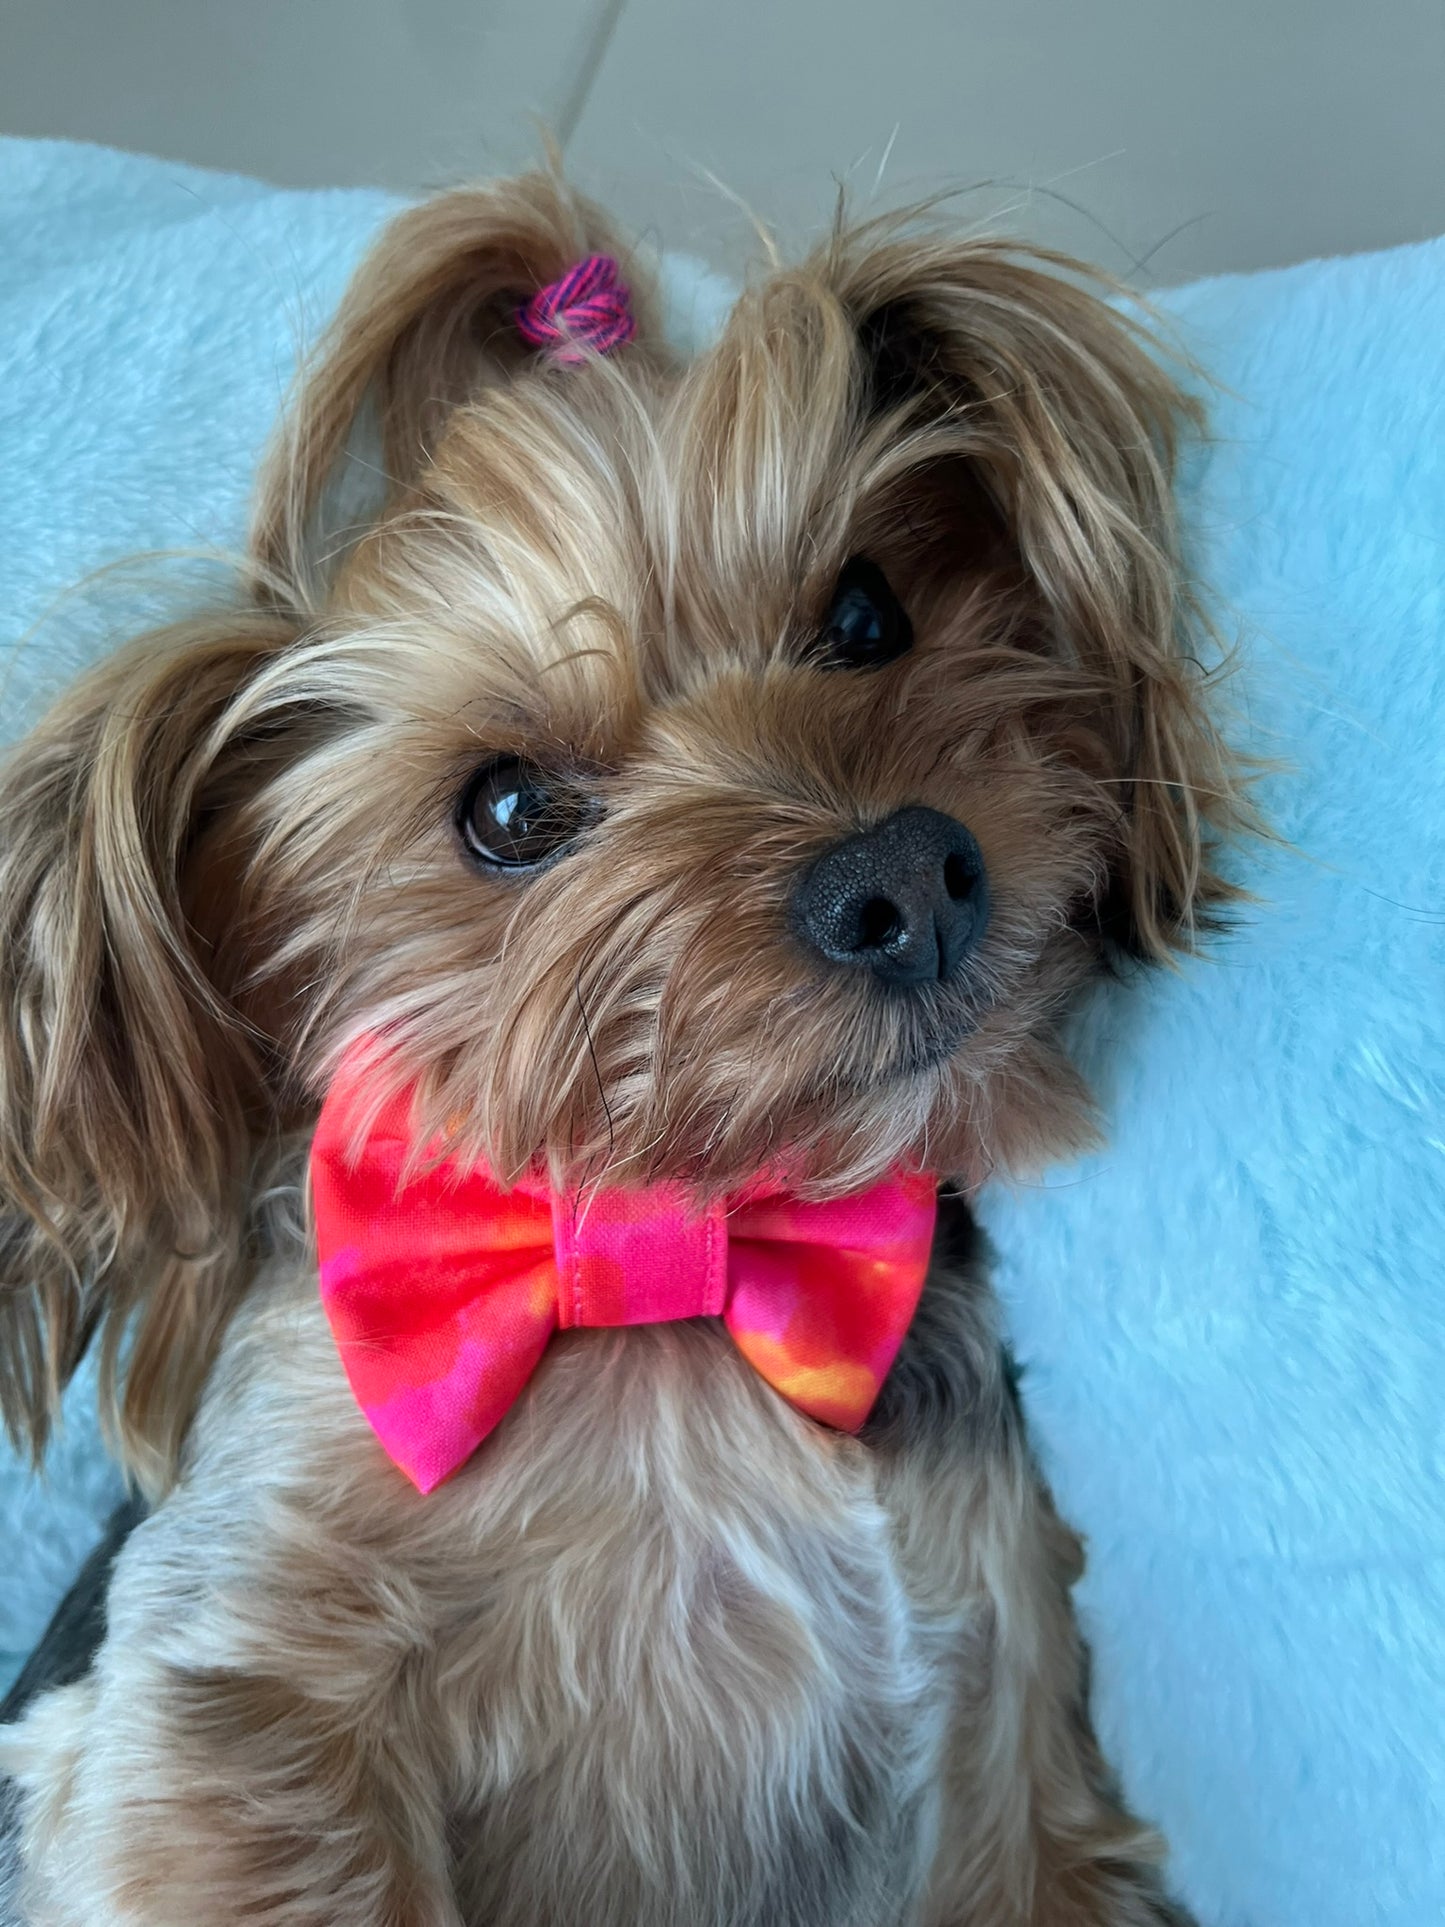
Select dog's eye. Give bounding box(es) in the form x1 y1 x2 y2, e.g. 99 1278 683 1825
816 556 913 670
456 758 589 870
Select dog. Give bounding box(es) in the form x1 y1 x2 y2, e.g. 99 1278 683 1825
0 171 1244 1925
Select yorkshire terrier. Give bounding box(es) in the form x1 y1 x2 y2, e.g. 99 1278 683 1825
0 172 1242 1925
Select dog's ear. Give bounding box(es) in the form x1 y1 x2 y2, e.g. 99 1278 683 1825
0 173 657 1489
830 231 1247 958
253 170 663 602
0 611 302 1490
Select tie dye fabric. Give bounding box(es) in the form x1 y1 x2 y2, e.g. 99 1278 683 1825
310 1044 938 1491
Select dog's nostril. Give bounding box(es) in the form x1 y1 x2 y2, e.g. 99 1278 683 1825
857 896 903 950
942 852 978 902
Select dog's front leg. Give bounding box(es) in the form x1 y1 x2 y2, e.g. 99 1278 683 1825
1 1279 467 1927
3 1658 462 1927
870 1206 1195 1927
918 1472 1196 1927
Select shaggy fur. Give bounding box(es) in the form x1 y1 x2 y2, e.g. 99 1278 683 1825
0 171 1243 1923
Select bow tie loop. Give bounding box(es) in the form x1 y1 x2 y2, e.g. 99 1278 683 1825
544 1182 730 1329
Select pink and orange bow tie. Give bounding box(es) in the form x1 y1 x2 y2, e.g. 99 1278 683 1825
309 1046 938 1492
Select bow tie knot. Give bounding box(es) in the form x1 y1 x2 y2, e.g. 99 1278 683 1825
549 1184 728 1328
310 1044 937 1492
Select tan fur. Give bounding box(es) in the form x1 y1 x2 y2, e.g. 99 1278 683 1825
0 171 1244 1922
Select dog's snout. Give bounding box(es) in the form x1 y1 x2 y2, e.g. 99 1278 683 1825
790 806 989 988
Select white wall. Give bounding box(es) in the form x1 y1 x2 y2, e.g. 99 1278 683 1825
2 0 1442 282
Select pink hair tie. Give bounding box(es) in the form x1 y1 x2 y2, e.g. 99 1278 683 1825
516 254 636 363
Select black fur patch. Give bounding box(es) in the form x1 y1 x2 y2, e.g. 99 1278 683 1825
0 1494 146 1725
861 1187 1015 1454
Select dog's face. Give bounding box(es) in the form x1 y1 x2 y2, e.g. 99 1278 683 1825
0 175 1243 1478
225 201 1239 1199
250 348 1108 1193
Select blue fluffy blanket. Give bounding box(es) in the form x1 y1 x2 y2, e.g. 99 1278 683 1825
1 138 1441 1927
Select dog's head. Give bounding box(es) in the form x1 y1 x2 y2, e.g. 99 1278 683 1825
0 174 1245 1484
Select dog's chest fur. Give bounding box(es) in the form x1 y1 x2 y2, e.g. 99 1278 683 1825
69 1235 1000 1927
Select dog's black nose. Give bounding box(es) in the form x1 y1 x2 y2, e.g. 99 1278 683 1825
791 807 989 988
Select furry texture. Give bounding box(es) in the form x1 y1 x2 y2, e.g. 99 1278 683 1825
0 175 1241 1485
0 144 1241 1924
1 140 1442 1927
2 1229 1193 1927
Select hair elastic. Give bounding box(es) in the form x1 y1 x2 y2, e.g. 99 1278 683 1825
516 254 636 363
